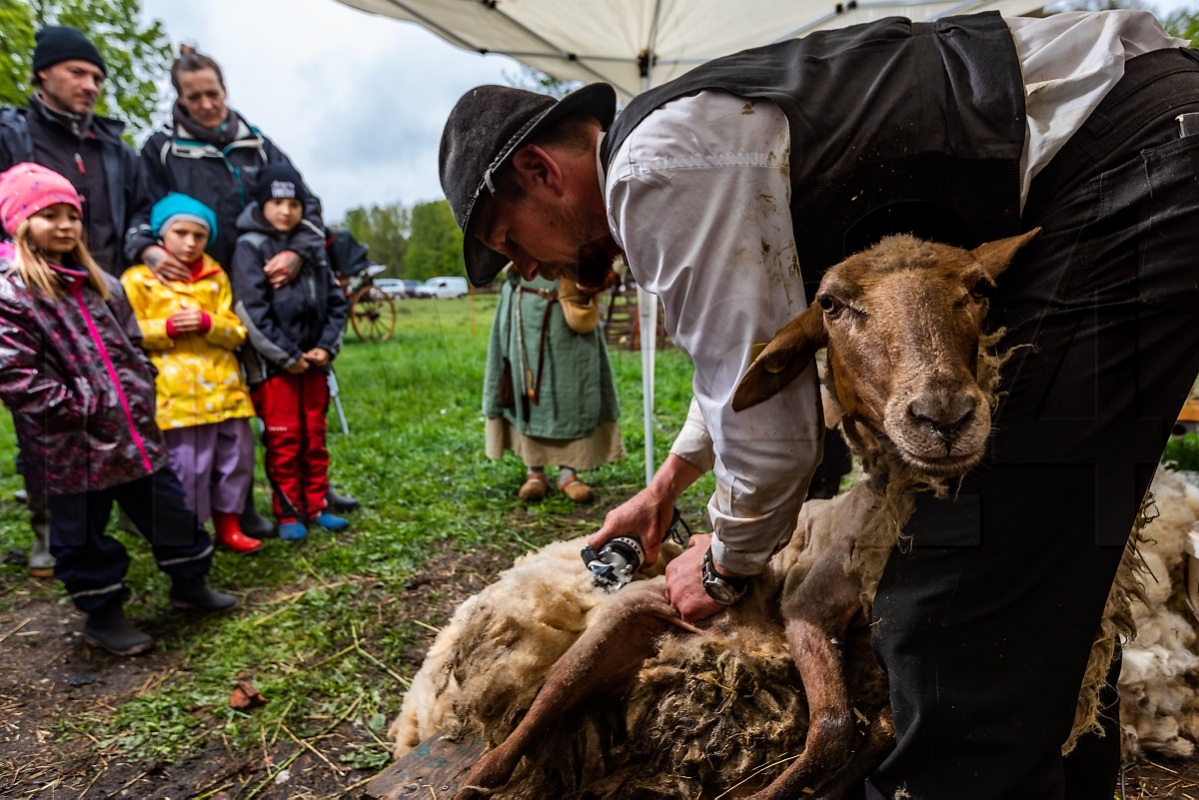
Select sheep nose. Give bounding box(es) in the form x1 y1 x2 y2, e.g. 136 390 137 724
907 393 977 445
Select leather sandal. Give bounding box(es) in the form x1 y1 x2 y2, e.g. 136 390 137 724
557 475 594 504
518 473 549 502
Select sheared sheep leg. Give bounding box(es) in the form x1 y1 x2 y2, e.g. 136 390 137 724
747 559 863 800
455 579 677 800
813 706 895 800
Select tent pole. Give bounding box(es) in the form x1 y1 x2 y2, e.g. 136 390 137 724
638 14 659 486
638 278 656 486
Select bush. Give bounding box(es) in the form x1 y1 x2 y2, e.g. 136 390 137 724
1164 431 1199 472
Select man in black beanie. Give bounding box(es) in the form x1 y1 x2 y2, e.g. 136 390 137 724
0 25 137 275
0 25 140 578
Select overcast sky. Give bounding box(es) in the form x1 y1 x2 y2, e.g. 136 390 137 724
139 0 1194 225
139 0 518 224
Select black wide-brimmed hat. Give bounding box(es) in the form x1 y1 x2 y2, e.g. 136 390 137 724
439 83 617 286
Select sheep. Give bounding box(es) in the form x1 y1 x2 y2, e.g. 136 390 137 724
1118 466 1199 758
384 229 1140 799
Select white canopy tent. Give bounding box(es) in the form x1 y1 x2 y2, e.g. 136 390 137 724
335 0 1044 483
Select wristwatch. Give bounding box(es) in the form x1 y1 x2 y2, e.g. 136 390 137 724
701 547 749 605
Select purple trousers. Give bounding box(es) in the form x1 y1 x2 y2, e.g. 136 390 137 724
163 418 254 523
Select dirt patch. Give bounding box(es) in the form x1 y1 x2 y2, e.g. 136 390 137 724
2 537 1197 799
0 542 512 799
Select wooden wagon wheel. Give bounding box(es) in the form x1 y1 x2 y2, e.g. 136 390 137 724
349 285 397 342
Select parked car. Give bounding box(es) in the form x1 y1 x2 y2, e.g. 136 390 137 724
414 276 469 299
373 278 409 298
400 279 423 298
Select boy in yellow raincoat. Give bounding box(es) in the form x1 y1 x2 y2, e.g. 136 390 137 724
121 193 261 554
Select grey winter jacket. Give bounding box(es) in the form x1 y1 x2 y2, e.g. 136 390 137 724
229 204 347 384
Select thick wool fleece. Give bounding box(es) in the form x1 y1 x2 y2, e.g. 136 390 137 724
1118 467 1199 758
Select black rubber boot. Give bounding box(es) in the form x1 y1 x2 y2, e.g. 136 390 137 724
169 579 239 613
83 605 154 656
240 492 277 539
326 486 360 513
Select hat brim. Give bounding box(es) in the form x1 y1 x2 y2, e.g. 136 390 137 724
462 83 617 286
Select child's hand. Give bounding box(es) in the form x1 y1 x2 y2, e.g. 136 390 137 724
168 309 207 335
286 357 310 374
303 348 330 367
143 245 191 283
264 251 303 288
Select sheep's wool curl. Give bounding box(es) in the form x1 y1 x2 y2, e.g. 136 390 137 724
1118 468 1199 759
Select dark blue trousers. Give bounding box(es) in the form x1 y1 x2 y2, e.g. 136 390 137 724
48 466 213 614
868 49 1199 800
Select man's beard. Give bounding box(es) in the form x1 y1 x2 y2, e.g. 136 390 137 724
553 233 622 290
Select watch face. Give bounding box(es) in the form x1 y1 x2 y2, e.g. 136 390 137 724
701 548 742 605
703 577 739 605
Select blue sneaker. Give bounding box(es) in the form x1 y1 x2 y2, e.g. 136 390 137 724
310 512 349 532
278 520 307 541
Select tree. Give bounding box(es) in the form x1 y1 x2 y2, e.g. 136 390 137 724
344 202 410 277
502 64 581 100
405 199 465 281
0 0 171 140
1164 8 1199 47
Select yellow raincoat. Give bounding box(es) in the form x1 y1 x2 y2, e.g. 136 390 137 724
120 256 255 430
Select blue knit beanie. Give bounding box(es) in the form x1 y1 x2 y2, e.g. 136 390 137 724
150 193 217 247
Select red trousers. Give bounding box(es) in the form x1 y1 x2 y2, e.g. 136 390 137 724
251 371 330 521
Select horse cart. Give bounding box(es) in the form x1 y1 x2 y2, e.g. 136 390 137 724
327 230 398 342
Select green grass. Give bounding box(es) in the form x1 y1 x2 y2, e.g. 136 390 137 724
1165 431 1199 472
0 296 712 771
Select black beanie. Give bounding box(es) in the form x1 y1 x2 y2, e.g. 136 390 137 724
32 26 106 77
252 163 312 207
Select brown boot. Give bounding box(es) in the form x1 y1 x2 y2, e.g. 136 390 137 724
557 475 594 503
518 472 549 502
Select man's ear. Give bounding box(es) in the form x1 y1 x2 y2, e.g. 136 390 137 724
510 145 565 195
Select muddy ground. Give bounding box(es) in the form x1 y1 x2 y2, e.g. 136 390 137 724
2 542 1198 799
0 543 510 800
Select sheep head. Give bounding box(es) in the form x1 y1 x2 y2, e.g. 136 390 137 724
734 229 1040 478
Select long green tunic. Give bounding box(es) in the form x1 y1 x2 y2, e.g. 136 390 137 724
482 272 621 443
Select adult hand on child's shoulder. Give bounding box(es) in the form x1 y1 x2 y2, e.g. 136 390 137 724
303 348 330 367
286 356 310 374
264 251 302 288
143 245 190 283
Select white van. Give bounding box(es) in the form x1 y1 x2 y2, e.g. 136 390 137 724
415 276 469 298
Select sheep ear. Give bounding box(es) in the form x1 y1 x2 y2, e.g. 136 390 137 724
970 227 1042 279
733 305 826 412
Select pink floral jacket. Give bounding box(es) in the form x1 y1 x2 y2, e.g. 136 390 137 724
0 242 166 495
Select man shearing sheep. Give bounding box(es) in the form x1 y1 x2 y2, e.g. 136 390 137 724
439 10 1199 798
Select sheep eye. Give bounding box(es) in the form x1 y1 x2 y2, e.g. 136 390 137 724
970 278 993 299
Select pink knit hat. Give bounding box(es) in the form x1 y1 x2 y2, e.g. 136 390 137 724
0 163 82 236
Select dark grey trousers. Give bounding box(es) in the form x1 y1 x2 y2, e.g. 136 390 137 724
869 48 1199 800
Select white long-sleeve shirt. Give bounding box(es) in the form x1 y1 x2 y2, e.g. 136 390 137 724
603 10 1183 575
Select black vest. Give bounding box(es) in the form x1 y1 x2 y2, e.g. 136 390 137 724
600 12 1026 296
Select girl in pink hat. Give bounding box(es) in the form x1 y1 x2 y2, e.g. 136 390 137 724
0 162 238 656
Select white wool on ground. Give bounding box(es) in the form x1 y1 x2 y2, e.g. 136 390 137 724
389 537 616 756
1119 467 1199 759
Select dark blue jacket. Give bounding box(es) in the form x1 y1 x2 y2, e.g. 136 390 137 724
230 203 347 384
0 100 139 274
126 111 325 267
